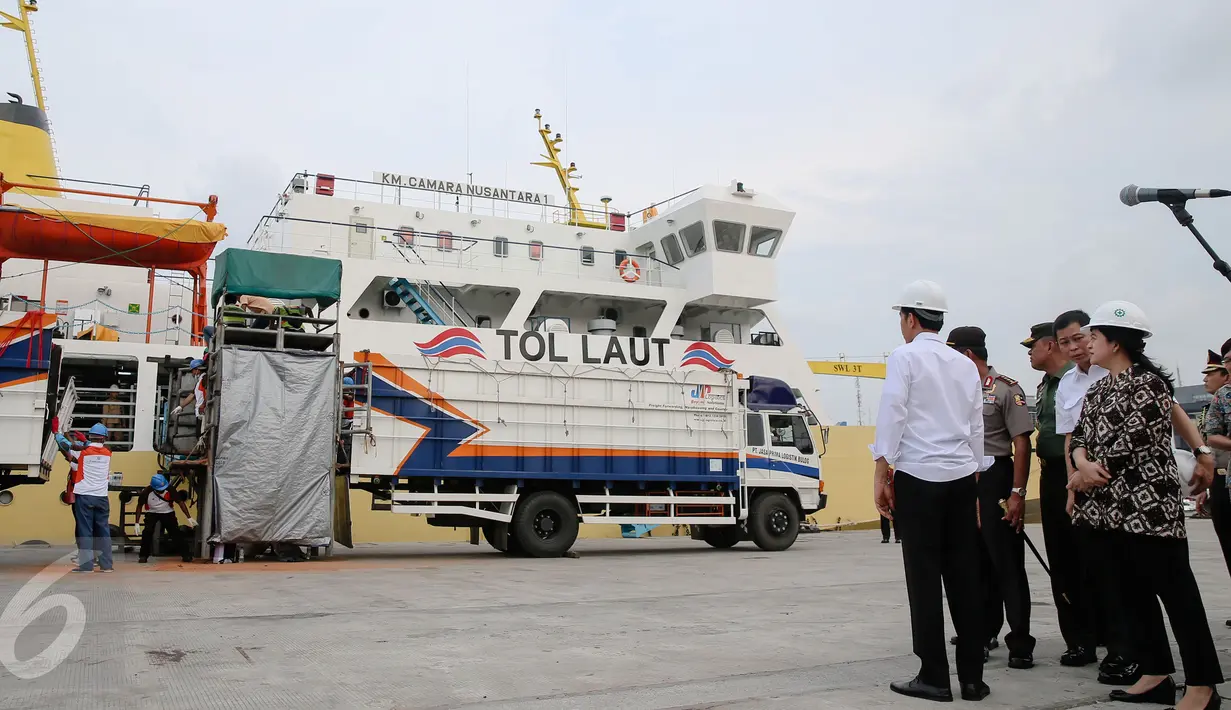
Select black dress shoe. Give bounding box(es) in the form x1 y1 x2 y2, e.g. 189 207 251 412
1008 655 1034 670
1109 675 1175 704
1226 619 1231 628
1098 661 1141 686
891 676 953 702
882 538 890 543
961 682 991 701
1100 654 1129 672
1060 646 1097 667
1170 690 1223 710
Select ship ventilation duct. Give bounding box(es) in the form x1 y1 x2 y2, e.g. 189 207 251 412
587 318 616 336
670 325 685 340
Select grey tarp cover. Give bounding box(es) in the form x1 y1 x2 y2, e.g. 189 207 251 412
212 347 336 544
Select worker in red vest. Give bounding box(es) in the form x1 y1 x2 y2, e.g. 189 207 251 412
66 423 114 572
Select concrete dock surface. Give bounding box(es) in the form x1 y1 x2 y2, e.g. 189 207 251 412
1 522 1229 709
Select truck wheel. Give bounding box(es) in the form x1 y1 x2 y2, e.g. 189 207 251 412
749 492 800 551
511 491 579 558
701 525 743 549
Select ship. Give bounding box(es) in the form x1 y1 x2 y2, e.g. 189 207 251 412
0 2 847 546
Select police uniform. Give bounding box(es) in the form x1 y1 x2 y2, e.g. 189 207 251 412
948 327 1036 664
1200 349 1231 584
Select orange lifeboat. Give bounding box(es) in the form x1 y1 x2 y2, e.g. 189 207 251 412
0 174 224 270
0 174 226 343
0 206 224 270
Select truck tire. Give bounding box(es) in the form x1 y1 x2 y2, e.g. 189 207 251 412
511 491 579 558
748 492 800 552
701 525 743 549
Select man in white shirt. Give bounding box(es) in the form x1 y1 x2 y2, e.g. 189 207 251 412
872 280 989 703
1054 311 1109 455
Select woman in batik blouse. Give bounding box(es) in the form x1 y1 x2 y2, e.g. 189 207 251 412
1069 301 1222 710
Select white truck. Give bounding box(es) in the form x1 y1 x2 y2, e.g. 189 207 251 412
350 339 827 557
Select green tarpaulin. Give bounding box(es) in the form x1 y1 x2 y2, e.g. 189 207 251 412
211 249 343 309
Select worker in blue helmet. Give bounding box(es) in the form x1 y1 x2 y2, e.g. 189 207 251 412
135 472 195 563
171 359 207 419
69 423 115 572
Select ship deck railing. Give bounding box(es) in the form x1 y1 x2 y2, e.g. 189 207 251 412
250 217 685 289
244 174 697 246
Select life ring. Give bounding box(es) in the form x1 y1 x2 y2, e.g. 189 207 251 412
618 257 641 282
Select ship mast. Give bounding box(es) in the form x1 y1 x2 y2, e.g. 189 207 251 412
531 109 607 230
1 1 46 111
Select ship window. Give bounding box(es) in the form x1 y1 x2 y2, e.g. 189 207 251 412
748 226 782 257
580 247 595 265
493 237 509 258
394 226 415 245
614 249 628 266
529 241 544 261
714 220 745 253
680 221 706 256
660 235 684 265
437 230 454 251
746 413 766 447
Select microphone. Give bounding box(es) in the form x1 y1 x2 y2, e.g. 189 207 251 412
1120 184 1231 206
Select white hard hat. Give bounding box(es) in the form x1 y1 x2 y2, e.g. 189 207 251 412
1086 300 1152 338
892 280 948 314
1174 448 1197 496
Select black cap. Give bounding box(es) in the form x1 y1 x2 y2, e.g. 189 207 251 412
1204 349 1227 374
946 326 986 350
1021 322 1053 348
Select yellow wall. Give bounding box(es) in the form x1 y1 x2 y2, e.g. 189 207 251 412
0 430 1043 545
0 451 162 546
809 425 1043 530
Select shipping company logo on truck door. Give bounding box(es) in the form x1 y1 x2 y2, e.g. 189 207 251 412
680 343 734 371
414 328 486 359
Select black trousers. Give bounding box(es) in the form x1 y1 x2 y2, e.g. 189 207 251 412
880 514 898 541
1207 473 1231 580
1086 527 1133 660
139 512 192 562
895 471 984 687
977 457 1035 656
1111 530 1224 686
1038 457 1096 651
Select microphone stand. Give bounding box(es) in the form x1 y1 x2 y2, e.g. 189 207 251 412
1165 200 1231 285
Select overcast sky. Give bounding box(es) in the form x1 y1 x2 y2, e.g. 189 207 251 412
6 0 1230 423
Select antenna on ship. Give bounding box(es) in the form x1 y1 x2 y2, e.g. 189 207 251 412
532 109 607 230
1 0 60 177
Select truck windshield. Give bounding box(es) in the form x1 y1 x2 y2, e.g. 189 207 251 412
767 414 813 455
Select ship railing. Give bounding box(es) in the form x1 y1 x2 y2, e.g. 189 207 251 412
253 216 684 289
4 174 211 220
387 239 477 327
